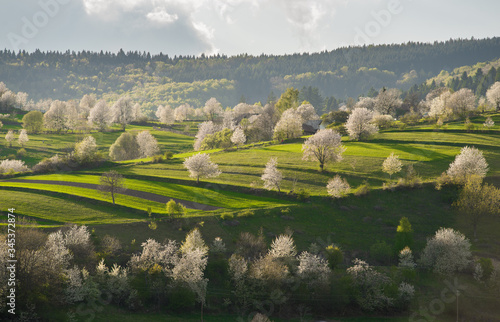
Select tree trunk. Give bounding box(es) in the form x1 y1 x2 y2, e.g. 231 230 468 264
197 176 200 184
201 302 204 322
111 191 115 204
319 162 324 172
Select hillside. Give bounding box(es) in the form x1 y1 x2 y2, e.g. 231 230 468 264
1 37 500 110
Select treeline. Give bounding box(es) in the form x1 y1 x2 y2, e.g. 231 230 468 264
1 37 500 106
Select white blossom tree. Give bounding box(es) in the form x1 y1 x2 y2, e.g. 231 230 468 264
136 130 160 157
345 107 378 141
132 103 144 122
183 153 221 184
420 228 472 275
17 129 30 146
174 104 191 122
88 100 111 131
486 82 500 111
374 88 402 116
398 247 416 269
382 152 403 179
449 88 476 117
302 129 345 171
297 251 331 285
203 97 223 121
111 96 134 130
483 116 494 128
428 91 452 119
74 136 99 163
156 105 175 125
327 175 351 198
0 159 29 174
355 97 376 111
261 157 283 192
296 103 320 122
273 108 303 141
231 127 246 147
268 234 296 259
44 100 72 132
79 94 97 118
446 146 488 183
194 121 218 151
5 129 14 147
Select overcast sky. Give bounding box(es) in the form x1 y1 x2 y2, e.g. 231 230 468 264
1 0 499 56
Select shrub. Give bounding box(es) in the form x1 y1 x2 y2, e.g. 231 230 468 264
464 118 476 132
151 155 164 163
164 151 174 160
0 159 29 174
372 114 394 129
166 199 186 219
237 210 255 218
477 257 494 281
325 244 343 269
370 241 393 265
296 188 310 201
354 180 370 197
220 213 234 221
17 148 27 158
394 217 413 254
397 121 407 130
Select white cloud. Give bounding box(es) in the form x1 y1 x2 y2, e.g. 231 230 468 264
146 8 178 24
192 21 219 55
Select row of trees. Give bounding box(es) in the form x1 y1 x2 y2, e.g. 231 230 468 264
2 218 493 320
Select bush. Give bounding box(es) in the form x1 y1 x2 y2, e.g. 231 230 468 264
371 114 394 129
220 213 234 221
167 284 195 312
17 148 27 158
237 210 255 218
325 244 343 269
397 121 407 130
370 241 393 265
354 180 370 197
164 151 174 160
478 257 494 281
296 188 310 201
165 199 186 219
151 155 164 163
464 118 476 132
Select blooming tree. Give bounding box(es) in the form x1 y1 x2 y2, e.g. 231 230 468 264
88 100 111 131
194 121 218 151
136 130 160 157
302 129 345 171
231 127 246 147
156 105 175 125
111 96 134 130
446 146 488 183
5 129 14 147
483 116 494 128
296 103 319 122
272 108 303 141
0 159 29 174
374 88 402 116
428 91 452 118
268 234 296 259
327 175 351 198
203 97 223 121
44 100 73 132
345 107 378 141
261 157 283 192
382 152 403 179
448 88 476 117
398 247 416 269
74 135 99 163
420 228 472 275
486 81 500 110
174 104 191 122
297 251 331 285
183 153 221 184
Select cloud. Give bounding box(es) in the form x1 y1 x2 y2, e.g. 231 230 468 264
146 8 178 24
280 0 347 51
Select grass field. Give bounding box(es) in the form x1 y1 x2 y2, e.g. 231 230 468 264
2 112 500 321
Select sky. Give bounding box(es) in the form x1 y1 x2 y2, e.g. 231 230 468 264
0 0 499 56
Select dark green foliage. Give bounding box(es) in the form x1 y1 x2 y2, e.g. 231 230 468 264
275 87 299 113
167 284 196 312
295 188 310 202
325 245 343 269
164 151 174 160
478 258 494 280
322 110 350 125
370 241 393 265
200 128 232 150
394 217 414 254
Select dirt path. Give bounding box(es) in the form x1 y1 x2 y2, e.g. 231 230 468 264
3 179 220 211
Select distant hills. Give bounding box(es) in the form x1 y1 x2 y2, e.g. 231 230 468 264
1 37 499 111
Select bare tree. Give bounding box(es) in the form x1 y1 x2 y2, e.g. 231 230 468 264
302 129 345 171
98 170 126 204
